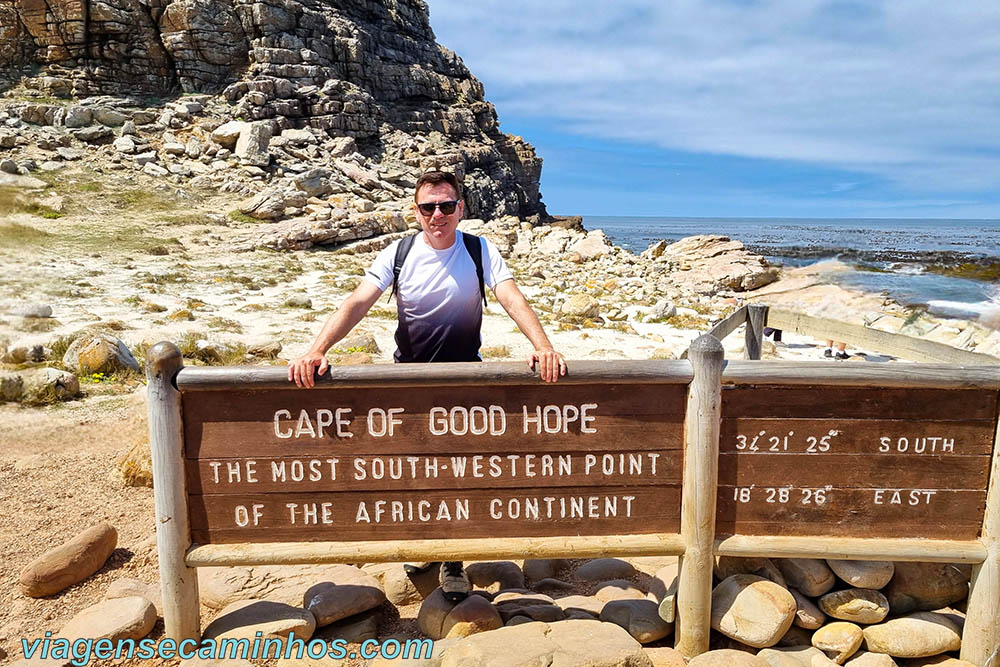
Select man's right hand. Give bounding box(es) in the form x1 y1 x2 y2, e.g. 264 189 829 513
288 352 329 388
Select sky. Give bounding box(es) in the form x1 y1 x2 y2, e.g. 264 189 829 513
425 0 1000 219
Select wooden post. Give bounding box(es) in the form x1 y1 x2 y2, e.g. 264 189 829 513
744 304 768 360
962 412 1000 666
676 334 725 657
146 342 200 641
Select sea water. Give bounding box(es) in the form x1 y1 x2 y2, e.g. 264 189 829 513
587 216 1000 310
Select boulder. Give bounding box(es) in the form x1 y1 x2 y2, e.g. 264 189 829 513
293 168 333 197
560 294 601 319
595 579 647 602
465 561 524 591
826 560 894 590
58 596 156 642
776 559 836 597
361 562 436 605
883 563 969 614
62 333 140 375
9 303 52 318
600 599 672 643
417 588 502 640
861 612 962 659
203 599 316 641
659 235 779 294
197 563 381 610
211 120 246 149
818 589 889 624
104 578 163 617
569 229 612 260
711 574 796 648
118 438 153 488
575 558 636 581
20 368 80 403
438 619 652 667
302 578 386 626
19 523 118 597
812 622 863 664
234 121 273 166
688 649 769 666
240 190 287 219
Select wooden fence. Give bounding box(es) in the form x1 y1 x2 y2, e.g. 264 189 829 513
147 335 1000 664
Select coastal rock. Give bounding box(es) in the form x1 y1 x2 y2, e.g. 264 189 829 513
861 612 962 659
211 120 245 148
560 293 601 319
569 229 613 260
438 619 651 667
812 622 863 664
776 559 837 597
19 523 118 597
62 332 140 375
658 235 779 294
203 599 316 641
197 563 381 610
58 596 156 642
600 599 672 643
818 589 889 624
826 561 894 590
711 574 796 648
688 649 768 666
234 121 272 166
302 578 386 626
883 563 969 614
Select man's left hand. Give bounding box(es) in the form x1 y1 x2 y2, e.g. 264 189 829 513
529 348 567 382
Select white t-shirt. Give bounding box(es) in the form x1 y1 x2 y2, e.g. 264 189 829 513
363 230 513 362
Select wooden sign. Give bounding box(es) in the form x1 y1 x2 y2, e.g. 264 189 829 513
182 382 686 544
715 386 998 540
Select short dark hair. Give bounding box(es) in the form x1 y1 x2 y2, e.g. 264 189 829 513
414 170 463 201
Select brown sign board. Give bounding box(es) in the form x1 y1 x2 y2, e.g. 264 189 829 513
182 383 687 544
716 386 998 540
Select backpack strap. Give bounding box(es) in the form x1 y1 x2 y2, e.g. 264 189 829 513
462 232 488 308
387 233 418 303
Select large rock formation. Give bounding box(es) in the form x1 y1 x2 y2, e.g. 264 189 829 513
0 0 546 220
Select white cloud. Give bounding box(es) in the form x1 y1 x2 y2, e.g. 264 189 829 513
427 0 1000 192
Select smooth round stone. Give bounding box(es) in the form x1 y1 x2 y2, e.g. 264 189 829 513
711 574 796 648
103 578 163 618
716 556 787 587
688 649 769 666
522 558 569 581
790 588 827 629
19 523 117 597
58 596 156 642
845 651 899 666
812 622 863 664
776 559 836 597
826 560 895 590
466 561 524 591
778 625 817 647
599 599 672 643
644 646 686 666
303 578 386 626
819 589 889 624
417 588 502 640
758 646 828 667
898 657 976 666
203 599 316 641
553 594 604 617
884 563 969 615
594 579 646 601
574 558 637 581
861 612 962 658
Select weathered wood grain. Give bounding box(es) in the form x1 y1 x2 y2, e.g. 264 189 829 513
722 386 999 419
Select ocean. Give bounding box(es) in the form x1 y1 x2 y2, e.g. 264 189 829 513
586 216 1000 312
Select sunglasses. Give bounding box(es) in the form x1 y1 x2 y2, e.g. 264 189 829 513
416 200 459 216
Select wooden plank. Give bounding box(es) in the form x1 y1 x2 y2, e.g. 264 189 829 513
715 535 987 564
721 361 1000 389
176 359 695 391
722 386 998 420
187 450 681 494
764 307 1000 364
744 304 768 360
185 533 688 566
188 486 681 544
183 384 687 459
720 418 996 456
716 487 986 540
145 342 200 642
718 453 991 489
705 305 748 341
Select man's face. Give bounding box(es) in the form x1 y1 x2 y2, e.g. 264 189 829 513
414 182 464 249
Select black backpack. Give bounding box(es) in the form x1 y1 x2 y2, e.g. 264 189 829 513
388 232 487 307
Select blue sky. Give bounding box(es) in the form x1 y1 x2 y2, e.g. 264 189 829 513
426 1 1000 219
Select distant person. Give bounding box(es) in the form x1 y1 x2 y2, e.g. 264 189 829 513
825 339 849 360
763 327 782 343
289 170 567 602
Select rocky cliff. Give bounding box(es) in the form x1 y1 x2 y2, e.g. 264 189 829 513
0 0 546 221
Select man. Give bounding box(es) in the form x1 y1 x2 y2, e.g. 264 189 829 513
289 170 566 601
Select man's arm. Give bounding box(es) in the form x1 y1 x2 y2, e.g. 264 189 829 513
288 281 384 388
492 279 566 382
